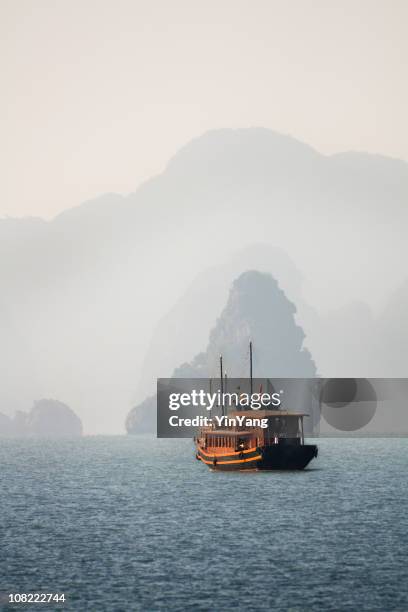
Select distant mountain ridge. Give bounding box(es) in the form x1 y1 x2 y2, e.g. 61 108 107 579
1 128 407 433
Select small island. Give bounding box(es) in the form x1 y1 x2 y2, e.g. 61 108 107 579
0 399 83 438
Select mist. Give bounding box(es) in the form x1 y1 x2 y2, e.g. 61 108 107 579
1 128 407 433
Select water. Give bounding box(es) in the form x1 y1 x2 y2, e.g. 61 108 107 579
0 437 407 612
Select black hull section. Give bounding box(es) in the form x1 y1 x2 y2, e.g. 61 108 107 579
196 444 318 471
258 444 317 470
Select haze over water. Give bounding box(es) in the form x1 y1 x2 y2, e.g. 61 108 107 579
1 437 407 611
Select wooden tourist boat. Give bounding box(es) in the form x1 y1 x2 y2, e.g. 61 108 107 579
194 343 318 470
195 409 318 470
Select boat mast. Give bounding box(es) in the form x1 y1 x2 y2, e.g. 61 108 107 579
220 354 224 417
224 372 229 417
249 341 253 396
209 378 212 420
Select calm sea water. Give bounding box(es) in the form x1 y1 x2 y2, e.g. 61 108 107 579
0 437 407 612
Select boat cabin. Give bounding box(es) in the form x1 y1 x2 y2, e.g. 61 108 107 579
199 410 307 453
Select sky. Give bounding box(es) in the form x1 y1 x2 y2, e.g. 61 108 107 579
1 0 407 219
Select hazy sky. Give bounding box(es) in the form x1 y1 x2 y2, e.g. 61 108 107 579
1 0 407 219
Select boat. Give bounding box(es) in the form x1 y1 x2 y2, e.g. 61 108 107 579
194 343 318 470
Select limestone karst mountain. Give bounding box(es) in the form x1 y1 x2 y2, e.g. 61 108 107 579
126 270 316 433
175 270 317 379
135 243 307 401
